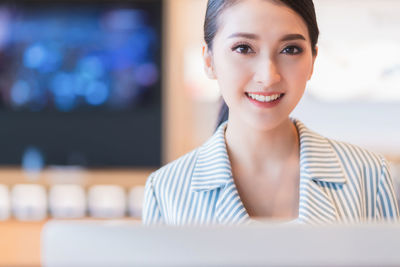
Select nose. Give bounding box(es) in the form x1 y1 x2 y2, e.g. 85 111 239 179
253 58 281 87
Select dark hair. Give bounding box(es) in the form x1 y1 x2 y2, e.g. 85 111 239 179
204 0 319 128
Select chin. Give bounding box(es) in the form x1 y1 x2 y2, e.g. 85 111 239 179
242 114 290 132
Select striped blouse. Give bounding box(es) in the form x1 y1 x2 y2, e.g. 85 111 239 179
143 119 399 225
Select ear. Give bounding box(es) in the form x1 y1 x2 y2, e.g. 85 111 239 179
308 46 318 80
202 43 216 79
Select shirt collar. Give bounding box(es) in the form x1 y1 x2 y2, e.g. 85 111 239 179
191 121 231 191
191 119 347 192
293 119 347 184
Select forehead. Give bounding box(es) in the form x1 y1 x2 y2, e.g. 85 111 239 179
216 0 309 40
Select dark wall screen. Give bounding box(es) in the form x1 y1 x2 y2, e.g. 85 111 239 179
0 0 162 168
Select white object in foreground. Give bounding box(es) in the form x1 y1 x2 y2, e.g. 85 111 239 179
41 221 400 267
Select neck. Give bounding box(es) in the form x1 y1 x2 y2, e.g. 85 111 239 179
225 116 299 173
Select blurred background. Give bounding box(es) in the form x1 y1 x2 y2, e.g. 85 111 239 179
0 0 399 265
0 0 162 168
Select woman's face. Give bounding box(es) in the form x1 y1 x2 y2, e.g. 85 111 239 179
204 0 317 131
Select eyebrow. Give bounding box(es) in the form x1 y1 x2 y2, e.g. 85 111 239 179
280 34 306 42
227 32 259 40
227 33 306 42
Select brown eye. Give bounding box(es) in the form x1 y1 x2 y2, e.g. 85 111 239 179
281 45 303 55
232 44 254 54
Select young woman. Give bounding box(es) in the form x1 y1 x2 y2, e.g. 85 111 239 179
143 0 399 225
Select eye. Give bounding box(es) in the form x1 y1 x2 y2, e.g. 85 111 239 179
281 45 303 55
232 44 254 55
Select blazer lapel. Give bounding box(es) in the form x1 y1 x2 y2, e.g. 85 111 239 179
295 120 347 224
190 122 250 225
215 180 251 225
298 169 339 224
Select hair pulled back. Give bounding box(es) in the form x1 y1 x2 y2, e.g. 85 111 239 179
204 0 319 53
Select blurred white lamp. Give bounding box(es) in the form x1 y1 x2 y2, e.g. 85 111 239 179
49 184 86 218
0 184 10 220
88 185 126 218
128 186 145 218
11 184 47 221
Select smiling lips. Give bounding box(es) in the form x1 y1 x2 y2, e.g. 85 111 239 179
245 92 284 108
247 92 283 102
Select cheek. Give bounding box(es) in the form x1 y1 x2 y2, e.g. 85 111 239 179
215 51 248 78
214 52 253 91
280 58 313 86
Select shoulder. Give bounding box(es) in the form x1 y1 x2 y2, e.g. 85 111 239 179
294 118 387 177
323 133 388 182
147 121 229 192
148 148 199 192
327 137 387 173
326 138 386 168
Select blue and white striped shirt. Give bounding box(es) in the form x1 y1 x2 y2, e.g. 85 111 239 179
143 119 399 225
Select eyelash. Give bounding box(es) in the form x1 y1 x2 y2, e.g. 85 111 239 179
281 45 303 55
231 43 303 56
231 43 254 54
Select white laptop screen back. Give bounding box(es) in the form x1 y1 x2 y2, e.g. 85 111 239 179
41 221 400 267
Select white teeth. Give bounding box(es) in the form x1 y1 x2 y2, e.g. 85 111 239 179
247 93 282 103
